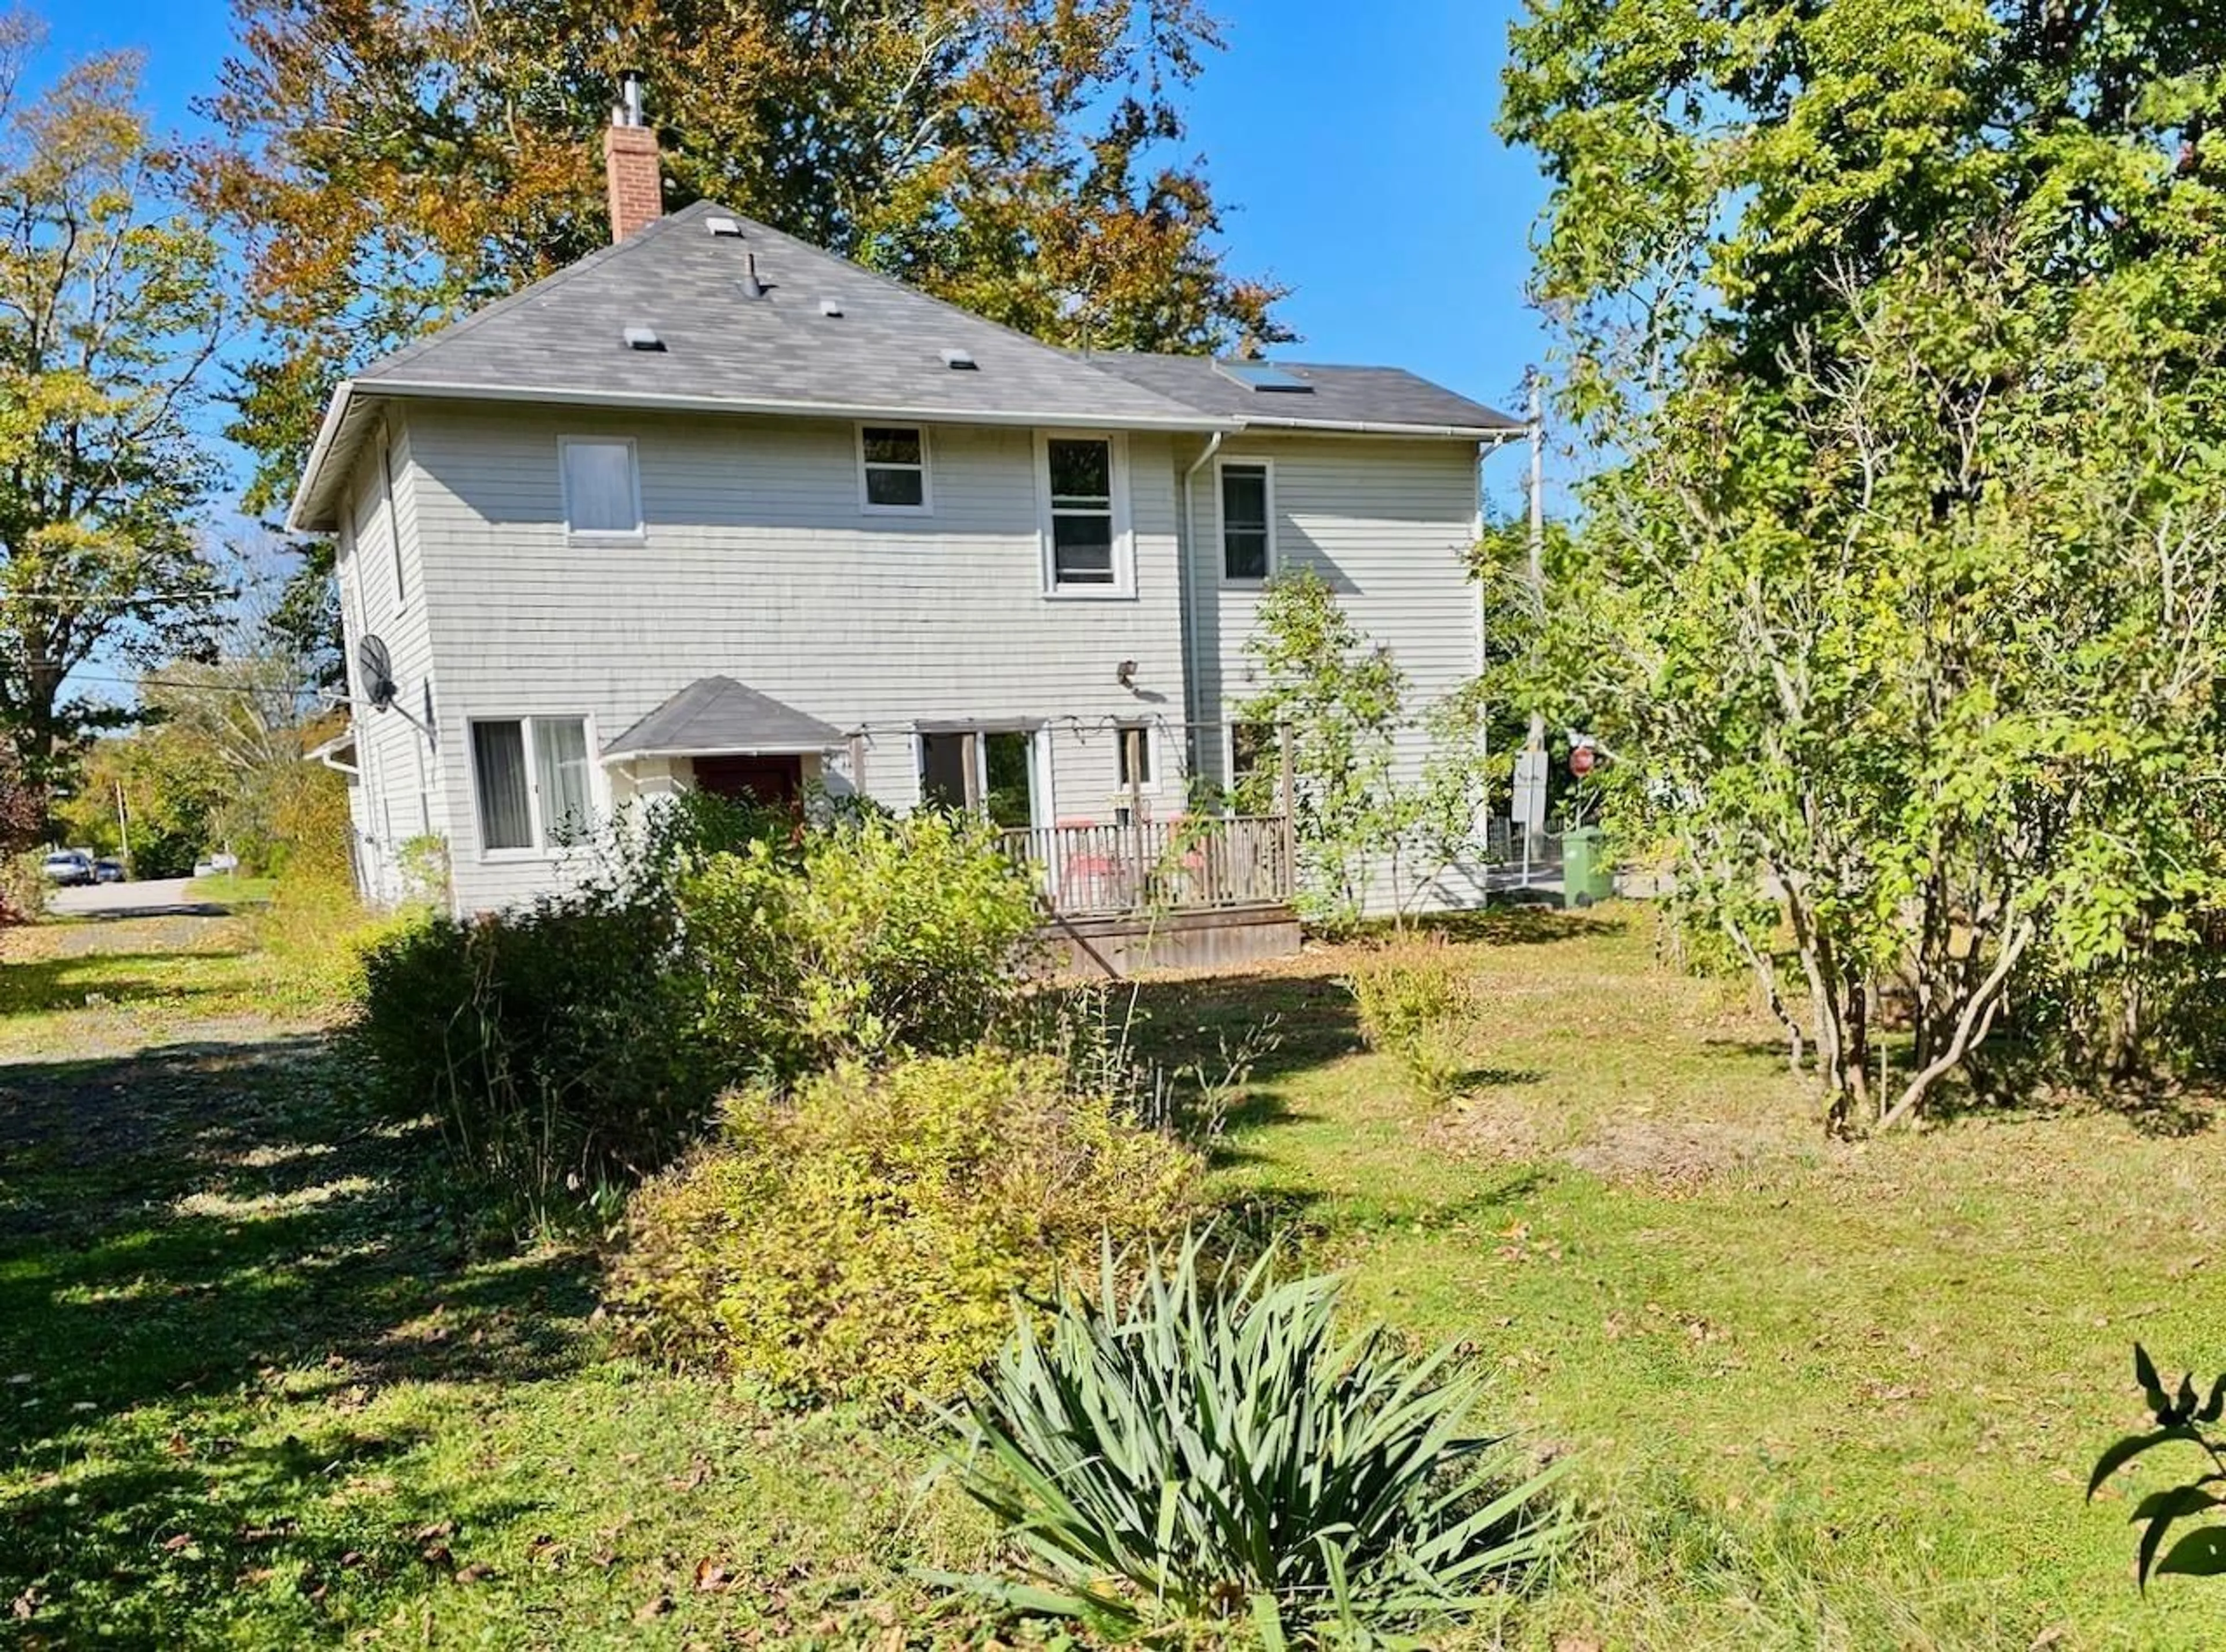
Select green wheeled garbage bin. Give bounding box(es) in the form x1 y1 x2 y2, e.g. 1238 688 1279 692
1561 827 1614 908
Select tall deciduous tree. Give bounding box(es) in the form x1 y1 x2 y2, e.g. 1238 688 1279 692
0 15 230 786
1501 0 2226 1126
197 0 1292 516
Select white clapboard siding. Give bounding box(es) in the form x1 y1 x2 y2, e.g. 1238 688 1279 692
336 417 445 906
1185 436 1491 916
393 405 1188 913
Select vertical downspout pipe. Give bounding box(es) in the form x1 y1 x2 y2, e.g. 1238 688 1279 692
1178 431 1228 769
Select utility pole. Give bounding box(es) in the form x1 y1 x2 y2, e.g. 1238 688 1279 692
1512 367 1550 864
114 779 132 880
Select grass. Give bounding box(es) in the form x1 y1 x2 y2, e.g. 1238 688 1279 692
4 899 2225 1645
184 872 279 905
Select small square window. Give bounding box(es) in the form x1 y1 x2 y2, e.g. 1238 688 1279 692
860 425 929 512
561 438 642 537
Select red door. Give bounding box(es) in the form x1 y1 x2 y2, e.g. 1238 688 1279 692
693 754 803 807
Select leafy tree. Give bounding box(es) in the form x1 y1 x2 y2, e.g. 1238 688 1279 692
196 0 1291 519
0 16 230 787
1501 0 2226 1127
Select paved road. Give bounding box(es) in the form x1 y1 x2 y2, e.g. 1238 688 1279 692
45 876 210 920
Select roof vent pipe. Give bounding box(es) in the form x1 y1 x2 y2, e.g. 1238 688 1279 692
617 69 646 128
739 250 766 300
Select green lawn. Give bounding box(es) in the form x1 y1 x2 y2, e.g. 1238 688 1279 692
3 904 2223 1646
183 872 279 906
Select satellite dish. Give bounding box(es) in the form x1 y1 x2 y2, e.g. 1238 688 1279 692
357 634 397 712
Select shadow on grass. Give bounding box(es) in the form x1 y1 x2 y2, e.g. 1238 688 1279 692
0 1028 596 1636
0 949 254 1017
1412 907 1626 947
1126 968 1362 1085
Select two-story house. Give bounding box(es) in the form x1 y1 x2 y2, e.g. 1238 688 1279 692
288 99 1520 926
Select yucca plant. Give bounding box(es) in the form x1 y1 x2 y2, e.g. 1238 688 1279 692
939 1232 1572 1644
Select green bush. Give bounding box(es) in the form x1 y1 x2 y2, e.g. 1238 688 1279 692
681 809 1042 1080
605 1051 1199 1405
943 1232 1570 1640
354 891 718 1227
1346 937 1474 1104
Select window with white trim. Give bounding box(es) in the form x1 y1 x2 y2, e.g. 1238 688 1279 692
559 438 642 537
1219 460 1272 581
470 715 595 852
859 424 930 511
1045 436 1120 589
1115 721 1155 788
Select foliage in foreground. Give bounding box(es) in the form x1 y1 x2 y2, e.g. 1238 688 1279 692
682 808 1043 1081
355 894 716 1227
606 1052 1199 1406
2090 1345 2226 1589
1345 937 1474 1105
943 1233 1570 1643
1499 0 2226 1127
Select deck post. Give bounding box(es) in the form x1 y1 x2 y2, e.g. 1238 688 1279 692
1278 722 1297 902
1126 727 1147 900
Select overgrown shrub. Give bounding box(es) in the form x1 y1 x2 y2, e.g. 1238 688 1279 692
682 810 1042 1080
355 890 717 1227
605 1051 1199 1404
942 1232 1570 1640
1346 937 1474 1103
0 849 46 927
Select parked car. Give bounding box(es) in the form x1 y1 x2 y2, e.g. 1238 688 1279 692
92 859 125 884
40 850 92 886
191 853 239 879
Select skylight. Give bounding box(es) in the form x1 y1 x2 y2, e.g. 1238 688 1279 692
1213 359 1314 394
621 325 665 351
819 298 844 317
704 216 744 238
941 348 979 371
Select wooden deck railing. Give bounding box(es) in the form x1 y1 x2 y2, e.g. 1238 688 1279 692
998 814 1294 918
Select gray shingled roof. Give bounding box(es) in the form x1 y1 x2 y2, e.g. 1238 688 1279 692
363 202 1210 424
289 199 1517 530
602 676 844 760
1081 353 1521 435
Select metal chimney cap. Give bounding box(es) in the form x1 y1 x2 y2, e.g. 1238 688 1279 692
616 69 647 128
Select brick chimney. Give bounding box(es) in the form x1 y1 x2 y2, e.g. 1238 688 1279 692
603 72 661 243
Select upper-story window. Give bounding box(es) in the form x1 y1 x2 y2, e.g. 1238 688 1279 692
560 437 643 538
1219 460 1273 582
859 424 931 512
381 435 407 607
1042 434 1129 594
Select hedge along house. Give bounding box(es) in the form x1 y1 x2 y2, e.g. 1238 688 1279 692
288 79 1522 948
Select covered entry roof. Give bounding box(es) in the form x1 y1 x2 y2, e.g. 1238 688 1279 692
602 676 843 762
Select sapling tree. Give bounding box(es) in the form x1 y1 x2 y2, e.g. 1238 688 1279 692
1238 570 1490 926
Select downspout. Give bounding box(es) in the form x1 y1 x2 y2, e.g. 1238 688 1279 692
1178 431 1228 752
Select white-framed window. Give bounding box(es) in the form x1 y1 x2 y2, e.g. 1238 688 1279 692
857 423 932 513
381 433 407 608
1115 720 1158 791
1217 458 1274 583
1039 432 1132 595
469 715 597 854
559 437 643 539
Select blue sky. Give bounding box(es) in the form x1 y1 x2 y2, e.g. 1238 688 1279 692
40 0 1551 521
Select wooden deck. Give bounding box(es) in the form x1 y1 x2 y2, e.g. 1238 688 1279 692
996 814 1293 919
